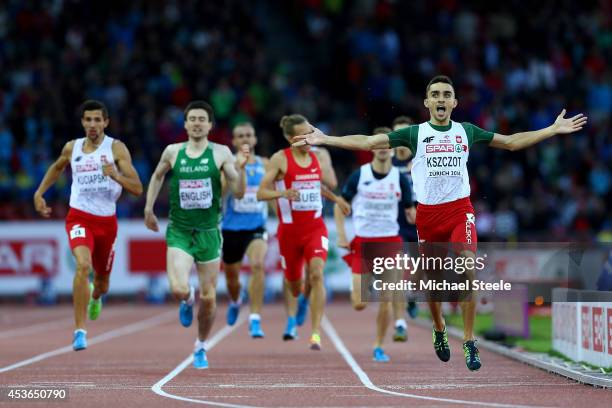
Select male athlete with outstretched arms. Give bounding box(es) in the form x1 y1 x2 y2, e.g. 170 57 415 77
294 75 587 370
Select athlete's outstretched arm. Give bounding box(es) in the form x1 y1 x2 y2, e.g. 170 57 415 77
256 152 298 201
109 141 143 196
222 144 248 199
33 141 73 217
144 146 173 232
490 109 587 151
293 128 392 151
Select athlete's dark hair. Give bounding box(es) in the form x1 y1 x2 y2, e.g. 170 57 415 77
391 116 414 128
279 114 307 137
184 100 215 123
80 100 108 119
373 126 391 134
426 75 455 97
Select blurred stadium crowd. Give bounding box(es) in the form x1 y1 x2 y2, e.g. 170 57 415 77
0 0 610 242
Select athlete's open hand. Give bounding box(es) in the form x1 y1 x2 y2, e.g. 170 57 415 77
235 144 250 169
292 127 326 147
552 109 587 134
33 193 52 218
282 189 300 201
144 209 159 232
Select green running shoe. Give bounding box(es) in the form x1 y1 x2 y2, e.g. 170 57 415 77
88 282 102 321
433 327 451 362
463 340 482 371
309 332 321 350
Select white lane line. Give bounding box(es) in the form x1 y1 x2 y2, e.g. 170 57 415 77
0 311 175 373
151 317 258 408
0 309 125 340
0 318 74 339
322 316 554 408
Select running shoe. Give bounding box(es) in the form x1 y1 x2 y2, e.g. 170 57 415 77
463 340 482 371
296 294 309 326
72 330 87 351
226 301 241 326
393 325 407 342
283 316 297 340
309 333 321 350
373 347 390 362
249 319 265 338
87 282 102 321
407 301 419 319
433 327 451 362
179 300 193 328
193 348 209 369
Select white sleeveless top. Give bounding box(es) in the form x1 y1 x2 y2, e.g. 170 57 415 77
411 121 470 204
352 164 401 238
69 136 122 216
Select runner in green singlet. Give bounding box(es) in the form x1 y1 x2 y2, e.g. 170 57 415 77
144 101 248 369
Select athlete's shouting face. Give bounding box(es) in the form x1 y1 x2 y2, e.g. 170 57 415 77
81 110 109 144
184 108 213 140
232 124 257 151
424 82 457 126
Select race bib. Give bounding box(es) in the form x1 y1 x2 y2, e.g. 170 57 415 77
233 186 265 213
179 178 213 209
291 180 322 211
361 200 396 219
425 154 463 178
75 173 111 195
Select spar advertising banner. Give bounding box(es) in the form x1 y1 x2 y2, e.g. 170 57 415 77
0 219 353 297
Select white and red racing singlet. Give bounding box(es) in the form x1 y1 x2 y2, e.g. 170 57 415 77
69 135 122 216
275 148 323 225
352 164 401 238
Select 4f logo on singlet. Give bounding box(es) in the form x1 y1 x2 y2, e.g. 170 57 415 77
423 136 434 143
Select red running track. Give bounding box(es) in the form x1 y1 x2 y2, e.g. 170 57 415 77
0 303 609 407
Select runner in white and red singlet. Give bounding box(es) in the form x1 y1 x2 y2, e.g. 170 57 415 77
257 114 348 350
335 126 416 363
294 75 587 371
33 100 143 352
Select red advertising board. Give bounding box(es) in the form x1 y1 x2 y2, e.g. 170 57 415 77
581 306 590 350
128 239 167 274
608 308 612 355
0 239 59 277
592 307 604 353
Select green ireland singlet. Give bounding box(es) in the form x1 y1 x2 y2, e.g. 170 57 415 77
166 143 223 262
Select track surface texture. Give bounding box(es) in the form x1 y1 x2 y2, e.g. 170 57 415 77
1 303 610 407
